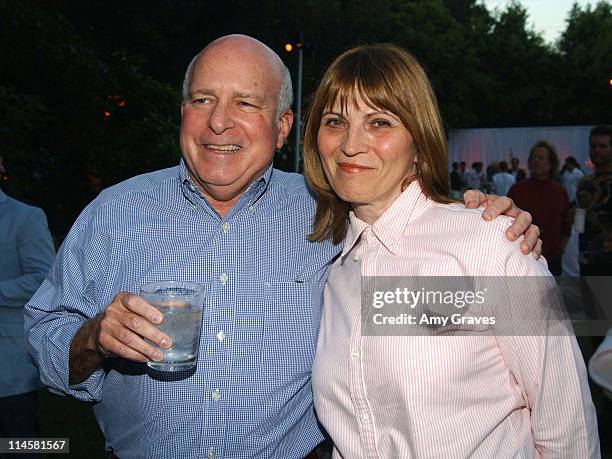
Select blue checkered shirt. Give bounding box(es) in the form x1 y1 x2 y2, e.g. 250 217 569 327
24 160 340 458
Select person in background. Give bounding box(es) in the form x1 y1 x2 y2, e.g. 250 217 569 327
0 157 55 456
511 156 527 182
459 161 467 183
561 156 585 205
486 160 499 182
302 43 598 458
577 125 612 276
449 161 465 198
508 141 572 275
465 161 485 191
491 160 515 196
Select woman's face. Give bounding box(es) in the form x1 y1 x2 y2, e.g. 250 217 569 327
317 92 417 220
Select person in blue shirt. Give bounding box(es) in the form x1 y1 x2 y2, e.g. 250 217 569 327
0 173 55 448
24 35 541 458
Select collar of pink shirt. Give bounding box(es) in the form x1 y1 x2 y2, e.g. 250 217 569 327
340 180 432 263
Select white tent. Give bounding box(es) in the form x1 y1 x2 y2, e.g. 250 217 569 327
448 125 594 171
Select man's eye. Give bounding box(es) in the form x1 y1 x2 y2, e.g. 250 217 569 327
239 101 256 108
193 98 211 104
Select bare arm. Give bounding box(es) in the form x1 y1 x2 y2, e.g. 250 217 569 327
68 292 170 385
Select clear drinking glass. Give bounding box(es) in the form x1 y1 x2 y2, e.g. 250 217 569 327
140 281 205 372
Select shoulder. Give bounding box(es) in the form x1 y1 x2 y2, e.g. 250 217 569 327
426 202 548 275
425 202 516 249
84 166 179 214
429 202 514 233
269 169 315 200
549 180 567 193
578 173 595 187
3 196 47 224
508 179 527 195
94 166 178 205
72 166 179 230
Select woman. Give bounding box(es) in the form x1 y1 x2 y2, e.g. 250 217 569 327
304 44 598 458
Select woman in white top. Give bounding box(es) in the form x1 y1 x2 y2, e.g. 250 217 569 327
303 44 599 458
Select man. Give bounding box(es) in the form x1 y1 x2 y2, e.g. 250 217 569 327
510 156 527 182
491 160 515 196
0 158 55 452
577 125 612 276
24 35 539 458
561 156 584 205
508 141 572 276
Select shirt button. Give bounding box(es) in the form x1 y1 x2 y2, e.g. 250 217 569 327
219 273 228 285
207 449 215 458
353 256 359 262
216 330 225 342
360 413 369 423
221 222 230 233
248 205 256 212
212 389 221 401
351 350 360 360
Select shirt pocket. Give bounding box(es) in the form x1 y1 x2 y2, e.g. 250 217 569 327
234 280 319 377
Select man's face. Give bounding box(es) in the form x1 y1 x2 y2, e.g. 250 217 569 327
530 147 552 179
589 135 612 171
180 39 292 209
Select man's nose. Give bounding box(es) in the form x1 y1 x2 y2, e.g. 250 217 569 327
208 103 235 134
341 126 367 156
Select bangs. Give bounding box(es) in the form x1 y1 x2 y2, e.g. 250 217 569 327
322 48 407 120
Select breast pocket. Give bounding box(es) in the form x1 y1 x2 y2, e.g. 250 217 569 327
235 280 320 378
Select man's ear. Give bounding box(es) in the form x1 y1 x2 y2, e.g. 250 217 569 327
276 110 294 149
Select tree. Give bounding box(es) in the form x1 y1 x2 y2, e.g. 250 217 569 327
557 1 612 124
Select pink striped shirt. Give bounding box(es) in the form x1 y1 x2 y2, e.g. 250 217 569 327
312 181 599 458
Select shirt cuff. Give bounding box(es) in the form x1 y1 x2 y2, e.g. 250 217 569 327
42 318 105 402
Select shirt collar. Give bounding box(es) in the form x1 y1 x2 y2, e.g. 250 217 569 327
178 158 273 209
340 180 429 262
0 188 7 204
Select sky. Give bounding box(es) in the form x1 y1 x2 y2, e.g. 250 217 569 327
482 0 597 43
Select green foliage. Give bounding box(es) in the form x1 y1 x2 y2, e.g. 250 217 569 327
1 0 179 238
1 0 610 237
557 1 612 123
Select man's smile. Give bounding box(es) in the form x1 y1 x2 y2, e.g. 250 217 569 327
204 144 241 152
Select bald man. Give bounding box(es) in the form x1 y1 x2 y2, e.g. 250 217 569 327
25 35 539 458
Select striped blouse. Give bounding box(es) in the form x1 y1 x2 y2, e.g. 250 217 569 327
312 181 599 458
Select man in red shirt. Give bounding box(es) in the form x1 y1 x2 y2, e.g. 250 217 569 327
508 141 572 275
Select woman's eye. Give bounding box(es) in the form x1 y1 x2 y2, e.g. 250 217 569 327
324 118 343 127
372 119 391 128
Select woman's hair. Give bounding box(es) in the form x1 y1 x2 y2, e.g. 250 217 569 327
528 140 560 181
303 43 451 244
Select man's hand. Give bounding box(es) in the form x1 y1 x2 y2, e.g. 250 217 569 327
96 292 171 362
463 190 542 257
69 292 171 385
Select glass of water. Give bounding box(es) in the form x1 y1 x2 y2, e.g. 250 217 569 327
140 281 205 372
